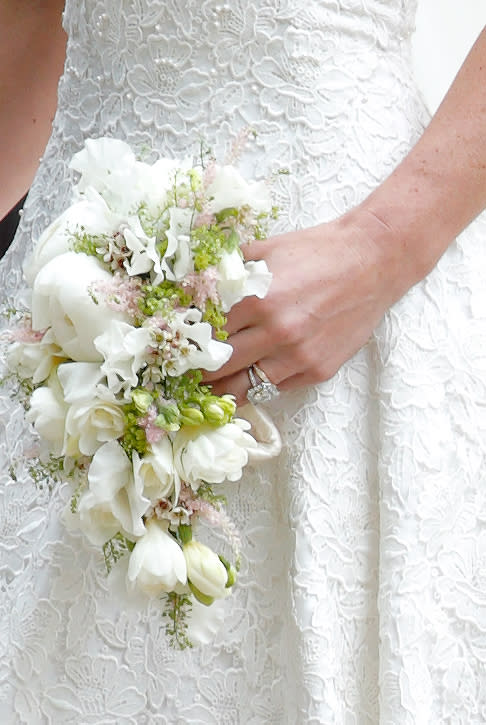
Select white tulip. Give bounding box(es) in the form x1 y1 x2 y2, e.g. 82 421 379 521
216 249 272 312
173 419 257 489
31 252 129 362
127 519 187 596
184 540 230 601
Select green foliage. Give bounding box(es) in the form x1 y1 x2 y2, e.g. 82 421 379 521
103 533 135 575
162 591 194 650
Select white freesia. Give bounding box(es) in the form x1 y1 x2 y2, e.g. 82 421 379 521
184 540 230 601
23 190 122 285
133 439 178 502
173 418 257 489
217 249 273 312
167 308 232 376
7 329 63 384
26 373 70 456
206 165 272 215
77 440 149 545
94 321 153 395
31 252 129 361
127 519 187 596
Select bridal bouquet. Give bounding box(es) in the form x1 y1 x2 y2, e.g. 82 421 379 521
4 137 278 648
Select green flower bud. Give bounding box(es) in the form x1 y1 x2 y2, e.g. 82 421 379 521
132 388 153 415
156 404 181 432
179 406 205 426
201 399 226 425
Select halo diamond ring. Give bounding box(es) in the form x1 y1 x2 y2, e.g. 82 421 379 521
246 364 280 405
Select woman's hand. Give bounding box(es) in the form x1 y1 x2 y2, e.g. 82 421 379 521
203 208 419 404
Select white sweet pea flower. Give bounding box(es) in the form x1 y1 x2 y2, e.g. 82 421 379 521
167 308 232 376
78 440 149 545
217 249 272 312
133 439 179 502
7 329 64 384
162 207 194 281
23 190 123 285
133 157 183 216
184 540 231 601
70 138 141 213
26 373 70 456
127 519 187 596
173 419 257 489
57 361 106 404
31 252 129 362
94 321 153 395
206 165 272 215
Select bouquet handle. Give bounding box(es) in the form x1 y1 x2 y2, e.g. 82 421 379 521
237 403 282 462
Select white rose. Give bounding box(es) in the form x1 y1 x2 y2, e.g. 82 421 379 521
184 540 230 601
7 329 63 384
31 252 129 362
173 418 257 488
26 374 69 456
78 441 149 545
133 439 178 502
23 191 122 285
216 249 272 312
206 165 272 215
94 320 153 395
127 519 187 596
64 397 125 456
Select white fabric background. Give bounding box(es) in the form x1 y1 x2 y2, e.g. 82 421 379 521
412 0 486 112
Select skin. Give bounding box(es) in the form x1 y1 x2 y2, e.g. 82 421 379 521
0 0 66 220
204 26 486 404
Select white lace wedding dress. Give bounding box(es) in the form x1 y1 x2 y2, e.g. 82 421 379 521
2 1 486 723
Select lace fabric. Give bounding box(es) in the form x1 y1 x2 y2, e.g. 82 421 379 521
2 1 486 723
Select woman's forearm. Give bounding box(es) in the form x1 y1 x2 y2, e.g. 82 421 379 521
0 0 66 219
353 25 486 300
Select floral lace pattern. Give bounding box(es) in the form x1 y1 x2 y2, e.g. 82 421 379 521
2 1 486 722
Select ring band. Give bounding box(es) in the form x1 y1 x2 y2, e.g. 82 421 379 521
246 364 279 405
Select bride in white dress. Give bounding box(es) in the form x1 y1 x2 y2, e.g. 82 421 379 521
1 1 486 722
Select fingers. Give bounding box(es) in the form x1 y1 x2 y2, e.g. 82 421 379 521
203 325 272 382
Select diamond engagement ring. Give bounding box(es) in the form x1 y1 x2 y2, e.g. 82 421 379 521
246 364 280 405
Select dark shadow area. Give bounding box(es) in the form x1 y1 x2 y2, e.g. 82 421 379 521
0 195 27 259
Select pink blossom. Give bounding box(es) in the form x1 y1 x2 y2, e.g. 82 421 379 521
90 273 142 318
138 404 166 444
182 267 220 310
